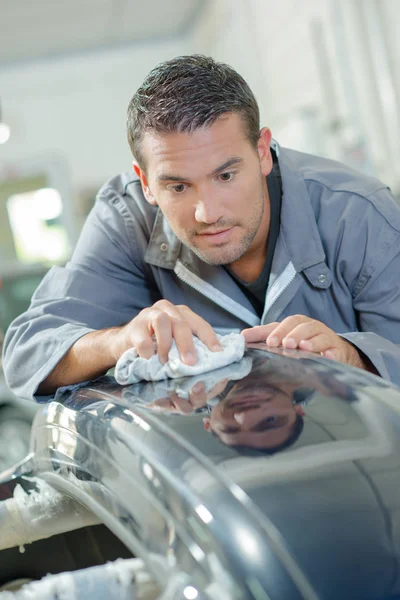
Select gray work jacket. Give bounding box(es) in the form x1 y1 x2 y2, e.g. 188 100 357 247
3 143 400 400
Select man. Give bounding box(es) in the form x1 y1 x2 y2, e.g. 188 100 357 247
3 55 400 401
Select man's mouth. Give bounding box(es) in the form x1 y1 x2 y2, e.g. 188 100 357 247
197 227 235 242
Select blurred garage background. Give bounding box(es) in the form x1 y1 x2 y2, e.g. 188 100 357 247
0 0 399 471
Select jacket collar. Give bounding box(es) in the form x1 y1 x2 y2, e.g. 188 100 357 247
144 206 260 322
144 208 181 269
276 143 327 271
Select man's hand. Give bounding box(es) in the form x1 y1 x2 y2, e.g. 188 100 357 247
241 315 367 370
110 300 222 365
38 301 221 394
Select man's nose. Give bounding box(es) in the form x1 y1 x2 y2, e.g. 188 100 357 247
194 194 224 224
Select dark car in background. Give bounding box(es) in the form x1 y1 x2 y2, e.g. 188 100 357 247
1 345 400 599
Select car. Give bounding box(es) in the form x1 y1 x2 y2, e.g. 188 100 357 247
1 345 400 599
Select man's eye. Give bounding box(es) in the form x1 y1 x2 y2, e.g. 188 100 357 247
219 172 234 182
169 184 187 193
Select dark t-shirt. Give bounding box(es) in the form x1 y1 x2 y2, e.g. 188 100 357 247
224 155 282 318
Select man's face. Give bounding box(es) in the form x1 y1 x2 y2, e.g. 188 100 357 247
204 379 302 450
136 113 273 266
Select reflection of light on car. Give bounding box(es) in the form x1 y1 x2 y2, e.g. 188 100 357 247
47 403 58 422
142 462 154 480
141 460 163 490
123 408 152 431
183 585 199 599
195 504 213 524
230 483 248 502
190 544 205 563
57 408 74 429
234 526 262 562
51 428 76 456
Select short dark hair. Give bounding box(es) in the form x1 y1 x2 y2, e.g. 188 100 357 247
127 54 260 168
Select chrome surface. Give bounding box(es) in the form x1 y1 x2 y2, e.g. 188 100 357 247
4 345 400 599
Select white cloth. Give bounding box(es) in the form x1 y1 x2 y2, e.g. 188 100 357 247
121 356 253 405
115 333 246 385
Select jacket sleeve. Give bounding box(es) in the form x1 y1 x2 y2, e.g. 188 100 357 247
339 190 400 385
2 186 160 401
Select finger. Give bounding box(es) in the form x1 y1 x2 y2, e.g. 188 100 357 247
155 302 185 323
241 323 279 343
188 377 230 406
175 306 222 352
207 377 229 401
149 312 173 364
188 382 208 407
147 305 195 364
152 299 176 313
277 347 305 360
281 321 329 349
159 304 221 353
171 317 198 365
298 333 335 353
265 315 313 348
322 348 342 361
168 392 193 414
128 319 157 360
150 398 174 412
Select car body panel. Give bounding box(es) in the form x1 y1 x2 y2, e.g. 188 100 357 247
2 346 400 599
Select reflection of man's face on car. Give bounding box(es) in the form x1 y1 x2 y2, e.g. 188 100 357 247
203 379 304 450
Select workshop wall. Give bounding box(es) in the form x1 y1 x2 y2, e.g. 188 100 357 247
1 0 399 209
0 38 186 193
189 0 400 194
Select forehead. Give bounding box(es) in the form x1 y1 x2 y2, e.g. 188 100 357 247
141 113 251 178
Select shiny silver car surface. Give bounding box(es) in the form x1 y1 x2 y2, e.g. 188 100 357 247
1 345 400 599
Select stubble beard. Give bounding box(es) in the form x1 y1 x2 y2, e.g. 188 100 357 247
183 183 265 266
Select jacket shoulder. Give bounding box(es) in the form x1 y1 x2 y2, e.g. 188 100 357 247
97 171 146 204
94 171 158 229
281 147 400 231
282 147 387 196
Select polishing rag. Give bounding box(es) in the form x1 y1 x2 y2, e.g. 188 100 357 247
115 333 245 385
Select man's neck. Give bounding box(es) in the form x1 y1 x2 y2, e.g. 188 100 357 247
228 248 268 283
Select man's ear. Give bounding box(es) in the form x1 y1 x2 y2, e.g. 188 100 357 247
132 161 158 206
203 417 211 432
294 404 305 417
257 127 273 177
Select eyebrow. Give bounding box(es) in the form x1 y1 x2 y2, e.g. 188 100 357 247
157 157 244 183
